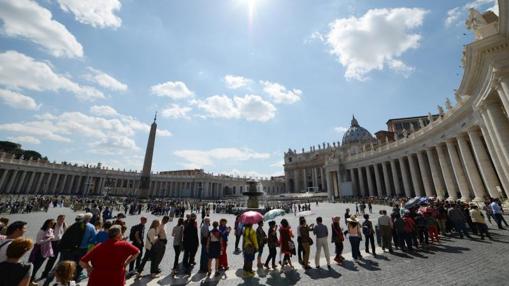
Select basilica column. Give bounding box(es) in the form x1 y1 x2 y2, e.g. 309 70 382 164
382 162 392 197
321 168 326 192
417 151 434 197
374 164 383 197
398 157 412 198
408 154 423 197
446 139 471 201
494 74 509 116
366 165 375 197
468 128 502 198
436 144 458 200
358 167 367 197
390 160 402 196
426 148 446 200
351 169 359 197
457 134 488 201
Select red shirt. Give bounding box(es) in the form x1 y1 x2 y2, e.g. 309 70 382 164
81 239 139 286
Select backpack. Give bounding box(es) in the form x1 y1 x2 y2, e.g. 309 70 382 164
362 221 371 236
59 222 85 251
129 224 140 241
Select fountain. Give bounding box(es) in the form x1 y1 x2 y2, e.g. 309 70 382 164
243 179 264 210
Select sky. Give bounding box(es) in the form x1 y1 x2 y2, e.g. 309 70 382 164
0 0 500 178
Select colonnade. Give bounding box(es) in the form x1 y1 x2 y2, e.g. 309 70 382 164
291 166 327 192
346 82 509 202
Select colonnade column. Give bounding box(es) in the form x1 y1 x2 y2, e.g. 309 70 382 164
457 134 487 201
6 170 18 194
485 101 509 167
26 172 36 194
15 171 27 193
381 162 392 197
358 167 367 197
446 140 471 201
366 166 375 197
468 129 501 198
374 164 383 197
495 74 509 116
426 148 446 200
479 121 509 198
408 154 423 197
416 151 434 198
390 159 402 196
436 144 458 200
398 157 412 197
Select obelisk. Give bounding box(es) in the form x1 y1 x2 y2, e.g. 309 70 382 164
139 113 157 199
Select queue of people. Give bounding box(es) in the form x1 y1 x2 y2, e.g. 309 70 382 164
0 196 507 286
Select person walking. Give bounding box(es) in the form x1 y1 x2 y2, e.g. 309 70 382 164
331 216 344 264
298 217 313 270
40 214 66 280
0 238 33 286
136 219 160 278
347 215 362 261
218 219 231 271
199 218 211 273
242 224 258 277
490 199 508 229
377 210 393 252
207 221 222 276
171 218 184 273
264 221 278 269
183 214 199 274
279 219 295 269
80 225 140 286
128 217 147 274
470 204 491 240
362 214 375 255
313 217 331 269
256 221 267 269
29 219 55 283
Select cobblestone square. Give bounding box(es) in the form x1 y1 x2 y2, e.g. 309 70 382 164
6 202 509 286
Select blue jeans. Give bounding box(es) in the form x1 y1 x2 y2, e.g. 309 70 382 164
349 236 361 259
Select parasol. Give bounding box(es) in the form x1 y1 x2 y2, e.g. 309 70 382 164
264 209 286 221
240 211 263 224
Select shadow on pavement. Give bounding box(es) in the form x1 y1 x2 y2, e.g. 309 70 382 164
356 258 380 271
304 267 341 279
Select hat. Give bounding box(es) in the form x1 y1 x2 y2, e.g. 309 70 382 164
347 215 359 223
75 214 84 221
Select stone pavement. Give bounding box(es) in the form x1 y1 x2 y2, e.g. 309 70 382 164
5 202 509 286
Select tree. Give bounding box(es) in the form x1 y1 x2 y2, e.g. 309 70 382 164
22 150 42 160
0 141 21 153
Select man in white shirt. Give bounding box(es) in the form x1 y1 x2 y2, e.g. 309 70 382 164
0 221 27 262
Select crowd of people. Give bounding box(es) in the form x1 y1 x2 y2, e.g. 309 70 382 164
0 196 507 286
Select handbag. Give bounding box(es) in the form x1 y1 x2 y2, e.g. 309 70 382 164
307 237 314 246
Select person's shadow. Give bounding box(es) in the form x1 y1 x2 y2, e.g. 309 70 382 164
304 267 342 279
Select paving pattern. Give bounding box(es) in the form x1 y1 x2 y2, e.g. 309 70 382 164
4 202 509 286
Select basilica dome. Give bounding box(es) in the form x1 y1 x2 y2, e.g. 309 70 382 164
342 116 374 145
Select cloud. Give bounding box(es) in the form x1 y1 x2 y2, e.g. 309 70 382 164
445 0 498 27
270 160 284 168
174 147 270 169
224 75 252 89
161 104 192 119
334 126 348 134
191 94 276 122
260 81 302 104
57 0 122 29
0 110 172 154
85 67 127 91
0 0 83 58
151 81 194 100
0 89 39 110
325 8 427 80
0 51 104 101
90 105 119 117
8 136 41 145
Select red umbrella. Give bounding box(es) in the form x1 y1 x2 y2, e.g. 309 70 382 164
240 211 263 224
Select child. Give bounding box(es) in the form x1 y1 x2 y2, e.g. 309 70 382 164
53 260 76 286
